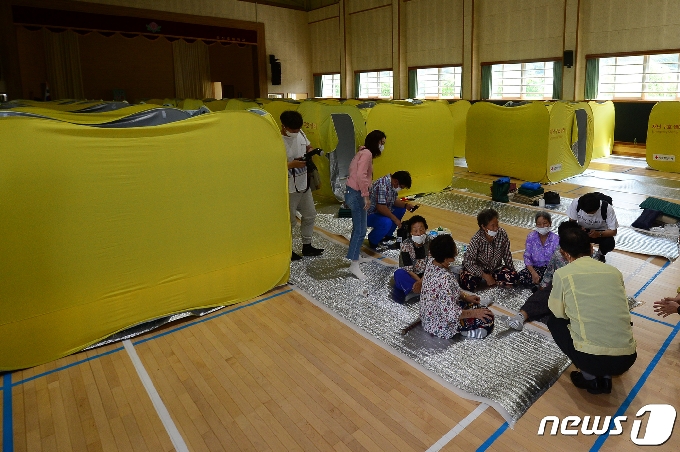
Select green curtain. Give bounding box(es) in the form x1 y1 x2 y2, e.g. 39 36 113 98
354 73 361 98
585 58 599 99
552 61 563 99
313 75 323 98
408 69 418 98
481 65 492 99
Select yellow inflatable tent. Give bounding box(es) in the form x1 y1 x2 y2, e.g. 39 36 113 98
466 101 593 183
178 99 205 110
297 101 367 200
264 100 300 128
367 102 455 196
204 99 229 111
589 101 615 159
0 111 291 370
646 101 680 172
1 104 164 124
226 99 260 110
449 100 471 158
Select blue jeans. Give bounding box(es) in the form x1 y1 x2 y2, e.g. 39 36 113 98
345 186 367 260
367 207 406 246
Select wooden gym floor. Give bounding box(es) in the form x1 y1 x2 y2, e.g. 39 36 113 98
1 156 679 451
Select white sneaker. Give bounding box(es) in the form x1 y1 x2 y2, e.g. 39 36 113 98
460 328 488 339
349 261 366 280
506 313 525 331
358 256 372 263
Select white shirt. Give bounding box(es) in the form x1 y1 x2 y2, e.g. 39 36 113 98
567 196 619 230
283 131 310 193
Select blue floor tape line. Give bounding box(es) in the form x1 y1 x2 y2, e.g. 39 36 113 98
590 322 680 451
3 372 13 452
631 311 676 328
634 260 670 299
134 288 292 345
476 422 509 451
13 346 124 387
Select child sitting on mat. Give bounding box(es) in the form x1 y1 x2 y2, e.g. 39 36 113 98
393 215 430 302
420 234 495 339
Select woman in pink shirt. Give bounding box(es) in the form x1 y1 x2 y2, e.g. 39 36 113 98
345 130 385 280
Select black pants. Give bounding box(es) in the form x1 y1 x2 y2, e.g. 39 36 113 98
590 235 615 255
547 314 636 377
520 284 552 320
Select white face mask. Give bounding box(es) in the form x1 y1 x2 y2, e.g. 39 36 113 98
486 229 498 237
285 131 298 139
412 234 426 245
379 144 385 152
394 187 402 193
536 227 551 235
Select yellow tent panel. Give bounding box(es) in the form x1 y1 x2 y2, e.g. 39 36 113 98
589 101 615 158
264 101 300 128
226 99 260 110
0 111 291 370
646 101 680 172
449 100 471 158
5 105 161 124
178 99 204 110
367 102 455 196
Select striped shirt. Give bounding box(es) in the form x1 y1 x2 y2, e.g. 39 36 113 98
462 228 515 277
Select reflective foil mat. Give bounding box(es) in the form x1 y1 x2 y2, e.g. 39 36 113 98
290 231 571 425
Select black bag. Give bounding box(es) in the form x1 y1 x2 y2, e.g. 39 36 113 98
491 180 510 203
577 192 613 221
544 191 561 205
631 209 661 230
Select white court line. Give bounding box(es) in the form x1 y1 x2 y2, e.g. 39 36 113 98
426 403 489 452
123 340 190 452
511 249 525 254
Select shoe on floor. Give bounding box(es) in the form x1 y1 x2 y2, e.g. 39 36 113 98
291 252 302 261
349 261 366 280
358 255 373 263
459 328 488 339
592 250 606 263
570 371 609 394
506 313 525 331
302 244 324 256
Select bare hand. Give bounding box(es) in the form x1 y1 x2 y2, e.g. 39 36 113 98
363 197 371 211
482 272 496 287
653 299 680 317
412 279 422 293
475 308 494 321
394 219 402 228
288 160 306 169
531 271 541 284
588 230 600 239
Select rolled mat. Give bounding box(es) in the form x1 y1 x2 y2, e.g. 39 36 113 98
639 197 680 219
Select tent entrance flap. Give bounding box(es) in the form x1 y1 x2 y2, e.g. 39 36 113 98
329 113 357 201
572 108 588 167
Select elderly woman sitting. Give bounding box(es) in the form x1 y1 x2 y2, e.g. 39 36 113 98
517 211 560 288
420 235 494 339
393 215 430 302
459 209 518 292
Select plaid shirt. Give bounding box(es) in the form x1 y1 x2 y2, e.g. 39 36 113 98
367 174 397 215
399 236 431 275
462 228 515 277
539 249 568 289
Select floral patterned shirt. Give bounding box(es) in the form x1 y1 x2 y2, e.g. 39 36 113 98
462 228 515 277
399 236 431 275
420 259 463 339
523 231 560 267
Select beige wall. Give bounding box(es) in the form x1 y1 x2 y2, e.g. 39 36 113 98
309 4 341 74
348 0 393 71
405 0 464 68
75 0 312 97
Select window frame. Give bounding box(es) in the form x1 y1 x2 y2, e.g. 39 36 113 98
485 58 559 101
314 72 342 99
594 51 680 101
355 69 394 100
409 64 463 100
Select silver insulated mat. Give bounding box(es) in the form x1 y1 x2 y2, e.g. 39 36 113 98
290 232 571 425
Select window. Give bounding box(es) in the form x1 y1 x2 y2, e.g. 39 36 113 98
321 74 341 98
490 61 554 100
598 53 680 100
415 67 462 99
358 71 393 99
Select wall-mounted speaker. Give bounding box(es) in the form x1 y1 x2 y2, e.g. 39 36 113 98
269 54 281 86
564 50 574 68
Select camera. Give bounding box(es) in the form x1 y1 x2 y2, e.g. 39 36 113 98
296 148 325 163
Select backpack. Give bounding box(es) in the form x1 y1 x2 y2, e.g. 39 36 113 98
576 192 613 221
